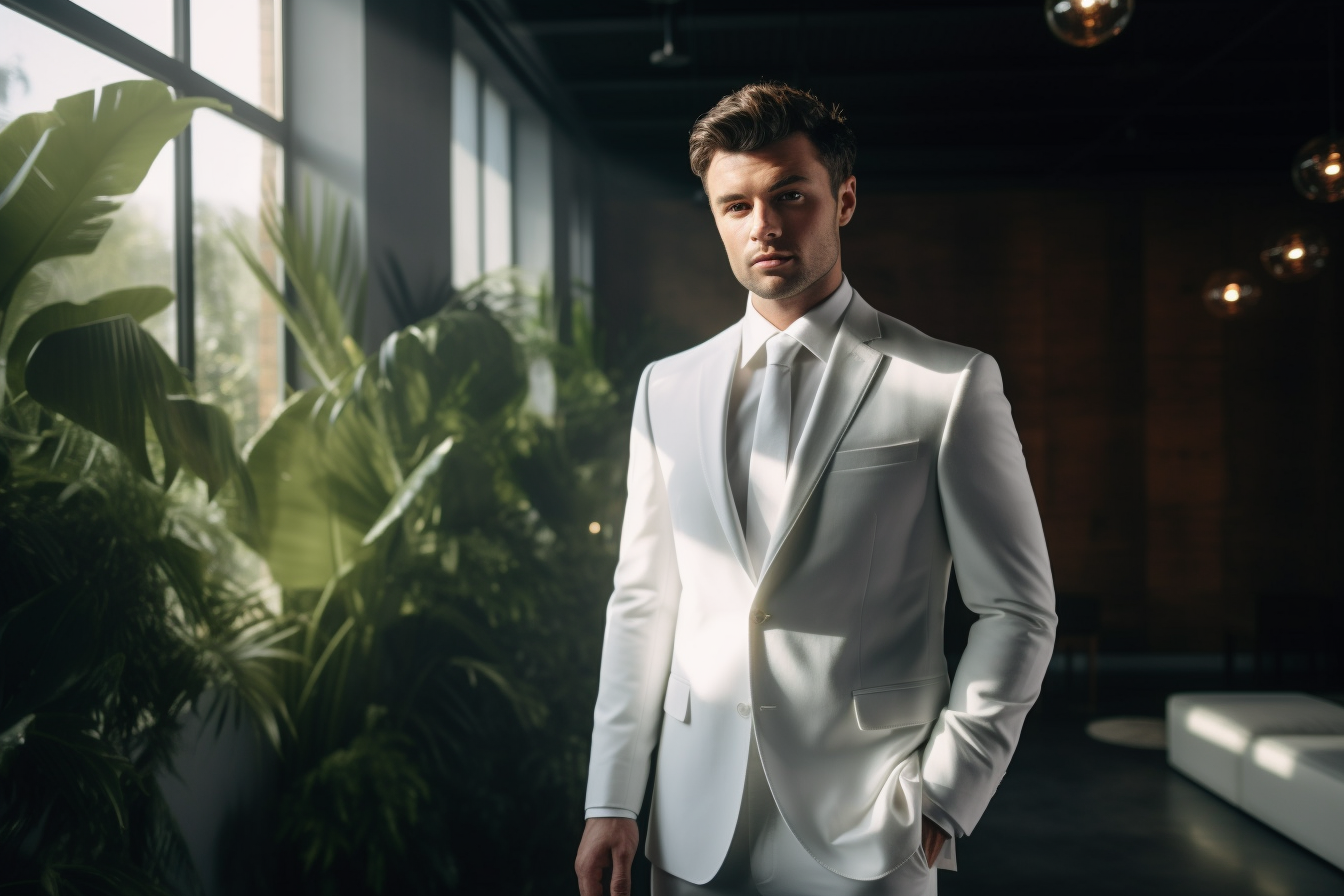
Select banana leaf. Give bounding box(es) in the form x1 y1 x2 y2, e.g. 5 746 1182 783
5 286 173 397
24 316 256 519
243 389 350 589
0 80 227 320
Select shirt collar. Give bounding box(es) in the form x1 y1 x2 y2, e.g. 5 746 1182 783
739 276 853 369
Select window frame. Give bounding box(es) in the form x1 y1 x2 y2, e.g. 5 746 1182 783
1 0 290 378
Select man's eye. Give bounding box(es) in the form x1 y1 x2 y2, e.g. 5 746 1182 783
727 203 749 213
778 191 804 201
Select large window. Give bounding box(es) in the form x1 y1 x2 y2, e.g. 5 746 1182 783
0 0 286 444
451 50 555 292
451 52 512 289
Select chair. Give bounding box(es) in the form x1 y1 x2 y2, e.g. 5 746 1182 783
1054 593 1101 712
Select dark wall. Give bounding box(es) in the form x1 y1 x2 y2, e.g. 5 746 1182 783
364 0 456 348
596 184 1343 652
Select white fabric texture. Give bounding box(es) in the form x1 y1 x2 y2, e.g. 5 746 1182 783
584 282 1057 884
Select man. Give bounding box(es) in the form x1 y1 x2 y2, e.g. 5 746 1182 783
575 83 1056 896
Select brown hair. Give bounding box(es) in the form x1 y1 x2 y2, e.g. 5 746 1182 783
688 82 856 195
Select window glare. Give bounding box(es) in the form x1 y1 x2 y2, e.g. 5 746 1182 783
482 84 512 274
451 53 481 288
191 0 283 118
72 0 174 56
192 109 284 445
514 115 553 281
0 7 141 127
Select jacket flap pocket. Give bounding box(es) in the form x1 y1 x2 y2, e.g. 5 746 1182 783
852 676 948 731
663 674 690 723
832 439 919 473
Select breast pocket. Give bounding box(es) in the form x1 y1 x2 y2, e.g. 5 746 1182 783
830 439 919 473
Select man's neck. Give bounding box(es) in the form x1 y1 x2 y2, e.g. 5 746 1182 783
750 264 844 330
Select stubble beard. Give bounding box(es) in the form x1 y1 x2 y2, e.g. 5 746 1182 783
735 228 841 303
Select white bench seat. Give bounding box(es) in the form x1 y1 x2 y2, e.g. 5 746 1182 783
1166 693 1344 804
1241 735 1344 871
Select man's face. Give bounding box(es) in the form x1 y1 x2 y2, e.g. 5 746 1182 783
704 132 857 302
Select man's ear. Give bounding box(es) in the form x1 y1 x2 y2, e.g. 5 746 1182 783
837 175 857 227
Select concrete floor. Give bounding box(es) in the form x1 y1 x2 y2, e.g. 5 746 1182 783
941 664 1344 896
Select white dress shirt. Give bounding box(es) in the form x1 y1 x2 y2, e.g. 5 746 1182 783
588 276 962 852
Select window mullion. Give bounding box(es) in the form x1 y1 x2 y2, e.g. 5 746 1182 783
173 0 194 377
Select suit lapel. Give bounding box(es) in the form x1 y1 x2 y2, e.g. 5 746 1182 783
758 294 884 581
698 326 754 579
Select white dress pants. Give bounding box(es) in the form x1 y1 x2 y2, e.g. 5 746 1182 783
650 735 938 896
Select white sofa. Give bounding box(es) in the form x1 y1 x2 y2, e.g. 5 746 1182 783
1167 692 1344 871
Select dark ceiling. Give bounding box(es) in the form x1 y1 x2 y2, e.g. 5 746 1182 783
496 0 1339 190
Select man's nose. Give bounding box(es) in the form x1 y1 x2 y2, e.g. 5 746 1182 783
749 204 780 243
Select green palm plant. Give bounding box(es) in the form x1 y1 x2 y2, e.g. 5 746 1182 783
229 190 626 894
0 80 292 894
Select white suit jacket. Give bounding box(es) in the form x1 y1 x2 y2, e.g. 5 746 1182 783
584 287 1057 883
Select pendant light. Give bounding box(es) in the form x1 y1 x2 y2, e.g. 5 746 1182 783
1202 270 1262 319
649 0 691 68
1292 7 1340 201
1045 0 1134 49
1260 229 1330 282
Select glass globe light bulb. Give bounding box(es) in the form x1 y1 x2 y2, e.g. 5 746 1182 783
1202 269 1261 319
1292 135 1344 202
1260 228 1330 282
1045 0 1134 48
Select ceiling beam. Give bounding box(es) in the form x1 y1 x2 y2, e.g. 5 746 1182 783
517 2 1250 37
559 57 1325 94
516 8 1026 37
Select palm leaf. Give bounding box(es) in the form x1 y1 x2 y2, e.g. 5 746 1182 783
361 435 453 545
0 80 226 320
229 180 366 388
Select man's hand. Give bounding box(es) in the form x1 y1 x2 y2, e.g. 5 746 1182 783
576 817 639 896
921 815 950 867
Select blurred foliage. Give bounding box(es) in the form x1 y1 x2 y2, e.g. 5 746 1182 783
0 81 292 894
0 423 294 895
229 189 627 894
195 201 281 448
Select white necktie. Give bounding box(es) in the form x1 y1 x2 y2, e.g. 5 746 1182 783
745 333 803 578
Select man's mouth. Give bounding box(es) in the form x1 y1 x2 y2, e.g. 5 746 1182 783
752 254 794 269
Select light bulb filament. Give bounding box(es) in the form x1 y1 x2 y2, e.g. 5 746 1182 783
1286 246 1305 260
1223 286 1241 303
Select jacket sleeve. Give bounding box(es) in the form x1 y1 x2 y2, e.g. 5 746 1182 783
584 362 683 817
921 352 1057 835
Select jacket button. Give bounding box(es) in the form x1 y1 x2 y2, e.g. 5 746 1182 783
752 610 769 624
736 703 750 718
